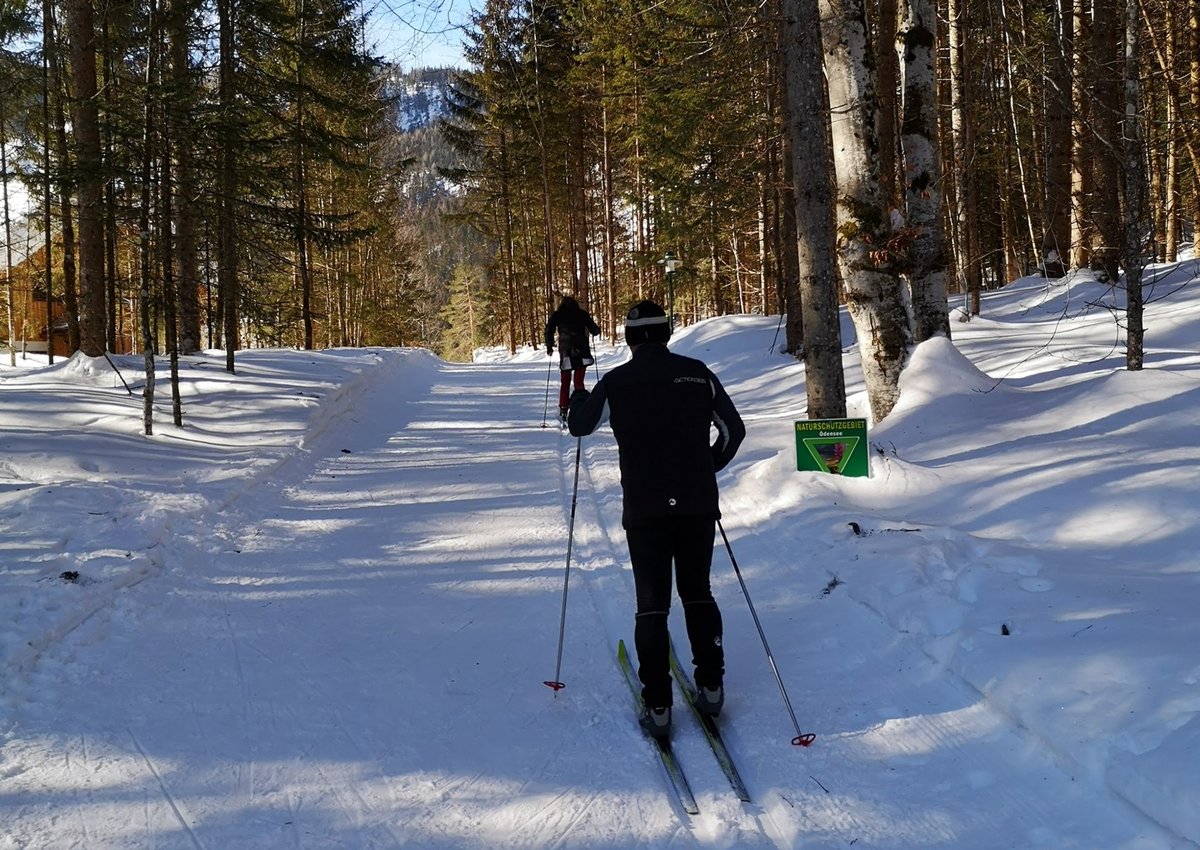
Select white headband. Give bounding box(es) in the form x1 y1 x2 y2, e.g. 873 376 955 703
626 315 668 327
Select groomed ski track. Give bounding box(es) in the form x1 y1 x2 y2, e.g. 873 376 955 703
0 349 1182 848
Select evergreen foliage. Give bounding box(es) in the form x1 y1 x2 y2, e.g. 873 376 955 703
0 0 1196 405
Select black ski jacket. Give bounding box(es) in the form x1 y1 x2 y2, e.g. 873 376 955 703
545 300 601 371
567 343 745 529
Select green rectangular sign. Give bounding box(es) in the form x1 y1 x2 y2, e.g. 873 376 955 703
795 418 869 477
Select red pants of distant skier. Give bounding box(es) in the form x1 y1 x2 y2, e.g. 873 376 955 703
559 368 585 411
627 516 724 709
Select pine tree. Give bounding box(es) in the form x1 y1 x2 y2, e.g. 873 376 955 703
63 0 105 355
439 261 489 361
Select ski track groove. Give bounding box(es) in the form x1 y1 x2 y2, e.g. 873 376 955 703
251 604 417 848
519 785 603 850
302 746 405 849
543 792 601 850
221 605 253 729
285 791 305 849
69 735 97 848
128 727 208 850
512 737 568 799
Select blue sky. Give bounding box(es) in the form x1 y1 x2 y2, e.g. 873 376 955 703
363 0 472 69
1 2 470 244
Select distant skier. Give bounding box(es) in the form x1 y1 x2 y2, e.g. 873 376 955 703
545 295 601 424
568 300 745 739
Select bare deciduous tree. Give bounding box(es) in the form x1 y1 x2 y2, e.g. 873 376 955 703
782 0 846 419
897 0 950 342
820 0 911 422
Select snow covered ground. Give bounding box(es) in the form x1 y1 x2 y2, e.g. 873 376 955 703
2 260 1199 849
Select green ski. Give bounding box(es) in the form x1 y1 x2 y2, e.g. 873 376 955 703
617 639 699 816
670 640 752 802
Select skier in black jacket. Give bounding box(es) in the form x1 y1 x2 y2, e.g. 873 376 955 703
568 300 745 739
544 295 601 424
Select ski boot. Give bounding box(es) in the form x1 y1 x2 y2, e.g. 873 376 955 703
694 685 724 718
639 705 671 739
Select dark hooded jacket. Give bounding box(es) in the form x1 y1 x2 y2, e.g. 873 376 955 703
545 297 601 371
567 342 745 529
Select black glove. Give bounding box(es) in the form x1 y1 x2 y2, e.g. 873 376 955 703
566 388 593 436
547 345 553 355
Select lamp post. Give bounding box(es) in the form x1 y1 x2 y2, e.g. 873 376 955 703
661 251 681 328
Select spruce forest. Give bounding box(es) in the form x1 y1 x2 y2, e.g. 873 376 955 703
1 0 1198 422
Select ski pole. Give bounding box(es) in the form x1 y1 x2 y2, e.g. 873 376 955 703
544 437 583 694
718 519 815 746
541 354 554 428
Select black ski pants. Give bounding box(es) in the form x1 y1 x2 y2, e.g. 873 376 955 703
627 516 724 709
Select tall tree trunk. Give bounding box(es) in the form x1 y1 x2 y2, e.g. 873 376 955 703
1164 94 1179 261
169 0 201 354
998 0 1039 271
101 12 119 351
820 0 910 422
155 6 182 424
633 90 647 298
160 103 183 425
1042 0 1073 277
52 56 80 353
500 132 518 353
571 100 589 305
1163 0 1179 262
1000 148 1022 281
140 0 160 435
947 0 981 314
1121 0 1144 369
874 0 901 208
1148 71 1163 262
779 113 806 356
1070 0 1094 269
1 98 14 367
1191 0 1200 254
65 0 106 356
783 0 847 419
41 0 54 363
294 0 313 350
1090 0 1122 282
217 0 239 371
600 83 616 338
775 0 805 355
1140 0 1199 261
527 6 557 309
897 0 950 342
757 178 770 314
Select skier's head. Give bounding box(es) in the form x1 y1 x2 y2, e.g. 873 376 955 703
559 294 579 310
624 300 670 347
